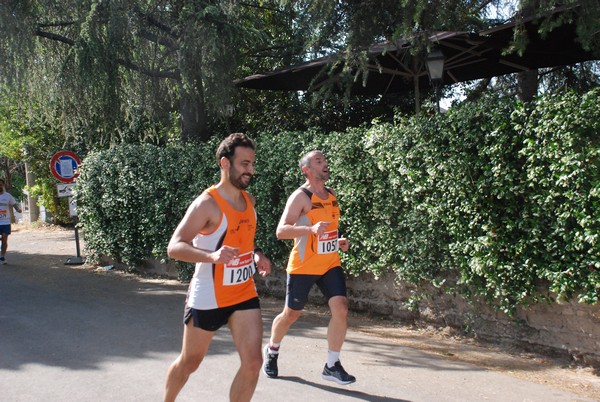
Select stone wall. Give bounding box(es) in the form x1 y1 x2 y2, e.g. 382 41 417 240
131 257 599 368
255 268 600 368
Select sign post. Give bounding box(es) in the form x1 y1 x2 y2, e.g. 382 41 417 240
50 151 84 265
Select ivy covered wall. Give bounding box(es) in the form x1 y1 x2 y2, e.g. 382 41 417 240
76 89 599 314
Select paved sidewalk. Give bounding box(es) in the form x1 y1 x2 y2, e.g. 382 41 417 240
0 228 595 401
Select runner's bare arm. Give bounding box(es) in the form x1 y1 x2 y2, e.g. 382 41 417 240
276 189 330 239
12 202 21 214
167 193 239 264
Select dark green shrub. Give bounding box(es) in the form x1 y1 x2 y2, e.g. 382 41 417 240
77 141 220 272
76 89 599 313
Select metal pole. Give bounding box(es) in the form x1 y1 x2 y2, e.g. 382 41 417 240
65 210 84 265
73 216 81 258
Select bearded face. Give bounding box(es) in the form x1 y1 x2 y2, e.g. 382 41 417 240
230 164 253 189
227 147 256 189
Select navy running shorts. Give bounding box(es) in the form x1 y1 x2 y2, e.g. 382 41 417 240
0 224 11 235
286 266 347 311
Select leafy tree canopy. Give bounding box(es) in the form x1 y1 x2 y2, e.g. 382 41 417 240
0 0 294 145
1 1 598 148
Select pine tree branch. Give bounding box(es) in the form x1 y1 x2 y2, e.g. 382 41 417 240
34 29 75 45
117 58 180 80
138 28 179 50
132 6 178 38
35 24 180 80
38 21 77 28
239 2 294 16
143 14 177 38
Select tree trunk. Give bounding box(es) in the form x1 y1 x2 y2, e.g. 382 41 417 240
517 70 538 102
516 2 539 103
178 32 209 143
24 161 39 223
0 157 12 188
179 82 209 143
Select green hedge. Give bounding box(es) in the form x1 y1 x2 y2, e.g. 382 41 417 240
76 89 599 313
77 139 220 279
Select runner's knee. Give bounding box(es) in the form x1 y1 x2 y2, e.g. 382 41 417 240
240 352 263 374
329 296 348 318
178 353 204 374
282 308 302 324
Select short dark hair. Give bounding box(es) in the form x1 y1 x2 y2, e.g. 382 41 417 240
216 133 256 166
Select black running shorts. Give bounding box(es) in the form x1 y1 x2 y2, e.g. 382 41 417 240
184 297 260 332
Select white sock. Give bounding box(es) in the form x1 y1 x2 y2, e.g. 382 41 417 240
327 350 340 368
268 342 280 354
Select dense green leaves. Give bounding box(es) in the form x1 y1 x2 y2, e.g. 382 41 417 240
77 89 599 314
76 141 220 273
0 0 279 144
0 96 70 222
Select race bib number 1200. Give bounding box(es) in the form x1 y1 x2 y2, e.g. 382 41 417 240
318 230 339 254
223 251 256 286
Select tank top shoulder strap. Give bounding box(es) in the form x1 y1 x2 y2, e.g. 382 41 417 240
206 186 224 212
300 187 334 199
299 187 313 199
240 189 252 207
207 185 251 214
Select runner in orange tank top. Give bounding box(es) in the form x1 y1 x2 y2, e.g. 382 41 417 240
263 150 356 385
186 185 259 309
285 186 342 275
164 133 271 402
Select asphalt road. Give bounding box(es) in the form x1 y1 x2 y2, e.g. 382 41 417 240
0 227 595 402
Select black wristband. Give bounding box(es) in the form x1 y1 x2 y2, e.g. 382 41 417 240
254 247 263 254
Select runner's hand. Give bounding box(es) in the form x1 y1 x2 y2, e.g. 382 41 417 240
254 251 271 277
338 237 349 252
310 221 330 236
211 246 240 264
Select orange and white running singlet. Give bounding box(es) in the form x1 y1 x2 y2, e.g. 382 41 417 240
286 187 341 275
187 186 258 309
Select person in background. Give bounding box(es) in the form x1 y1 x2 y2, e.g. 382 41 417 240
0 178 22 265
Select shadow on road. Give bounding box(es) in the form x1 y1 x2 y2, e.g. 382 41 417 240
276 375 411 401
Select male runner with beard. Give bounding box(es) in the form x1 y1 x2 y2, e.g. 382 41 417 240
164 133 271 402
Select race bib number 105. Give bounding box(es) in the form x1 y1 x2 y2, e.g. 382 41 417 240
318 230 339 254
223 251 256 286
